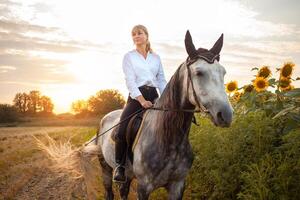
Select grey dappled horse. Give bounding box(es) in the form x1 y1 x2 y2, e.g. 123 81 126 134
93 31 233 200
40 31 233 200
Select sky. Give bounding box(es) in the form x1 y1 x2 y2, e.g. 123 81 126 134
0 0 300 113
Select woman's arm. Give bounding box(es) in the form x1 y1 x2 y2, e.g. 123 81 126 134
122 54 142 98
156 55 167 95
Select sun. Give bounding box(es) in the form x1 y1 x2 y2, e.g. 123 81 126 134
65 50 124 83
41 50 126 113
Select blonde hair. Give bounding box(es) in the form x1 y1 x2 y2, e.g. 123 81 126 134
132 24 153 53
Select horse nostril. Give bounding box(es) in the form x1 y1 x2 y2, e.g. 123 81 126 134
217 112 225 123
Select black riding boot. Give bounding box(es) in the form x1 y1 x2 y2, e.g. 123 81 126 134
113 140 127 183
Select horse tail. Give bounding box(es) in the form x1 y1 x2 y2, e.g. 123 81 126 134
33 129 102 199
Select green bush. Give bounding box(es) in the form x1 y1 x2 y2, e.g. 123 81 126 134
187 111 300 199
0 104 19 123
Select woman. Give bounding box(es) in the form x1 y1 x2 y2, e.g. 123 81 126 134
114 25 167 182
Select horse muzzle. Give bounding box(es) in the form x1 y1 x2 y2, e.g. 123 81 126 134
210 104 233 127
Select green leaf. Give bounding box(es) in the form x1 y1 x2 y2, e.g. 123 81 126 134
251 67 259 71
283 118 299 133
268 78 276 85
283 88 300 97
289 113 300 122
272 106 296 119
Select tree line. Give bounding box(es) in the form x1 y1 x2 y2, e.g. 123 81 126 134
71 89 125 118
0 89 125 123
0 90 54 123
13 90 54 115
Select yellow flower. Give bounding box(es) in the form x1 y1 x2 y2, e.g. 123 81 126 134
279 77 291 88
253 77 269 92
243 84 254 93
226 81 238 93
280 62 295 78
281 85 294 91
257 66 272 78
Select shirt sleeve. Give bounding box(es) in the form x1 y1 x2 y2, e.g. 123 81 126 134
122 54 142 99
156 55 167 95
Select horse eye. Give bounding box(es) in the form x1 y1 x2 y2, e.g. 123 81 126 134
196 71 204 76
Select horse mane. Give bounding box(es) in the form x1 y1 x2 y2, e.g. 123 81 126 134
154 63 194 147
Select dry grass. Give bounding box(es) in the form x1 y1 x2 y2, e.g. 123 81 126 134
0 126 95 199
0 116 101 127
0 125 172 199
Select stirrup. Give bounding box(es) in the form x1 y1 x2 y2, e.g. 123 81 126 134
113 165 127 183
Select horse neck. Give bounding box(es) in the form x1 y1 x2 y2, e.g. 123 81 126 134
155 62 195 112
153 63 196 145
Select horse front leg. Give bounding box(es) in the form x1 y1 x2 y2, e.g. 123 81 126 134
137 183 152 200
119 178 132 200
167 180 185 200
98 154 114 200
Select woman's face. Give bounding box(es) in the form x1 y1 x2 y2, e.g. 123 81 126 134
132 29 148 46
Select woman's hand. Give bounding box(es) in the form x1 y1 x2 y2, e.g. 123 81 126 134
141 100 153 108
136 95 153 108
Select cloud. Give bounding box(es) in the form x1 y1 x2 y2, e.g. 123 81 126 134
0 31 84 53
0 53 77 83
237 0 300 26
0 19 59 33
29 2 52 14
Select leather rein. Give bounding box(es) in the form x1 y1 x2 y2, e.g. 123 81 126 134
85 56 216 146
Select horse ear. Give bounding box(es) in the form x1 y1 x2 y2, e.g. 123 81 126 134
210 33 223 55
185 30 197 58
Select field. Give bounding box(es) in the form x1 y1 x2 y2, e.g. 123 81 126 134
0 126 97 199
0 120 170 200
0 107 299 199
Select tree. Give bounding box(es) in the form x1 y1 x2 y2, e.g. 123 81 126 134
13 90 54 116
28 90 41 114
71 99 90 118
71 99 88 114
88 89 125 116
40 96 54 113
13 92 30 113
0 104 19 123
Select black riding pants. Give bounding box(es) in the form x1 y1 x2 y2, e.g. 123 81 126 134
115 85 158 164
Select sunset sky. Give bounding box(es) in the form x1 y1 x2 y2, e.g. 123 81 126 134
0 0 300 113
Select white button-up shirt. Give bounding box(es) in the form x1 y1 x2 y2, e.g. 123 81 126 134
122 50 167 99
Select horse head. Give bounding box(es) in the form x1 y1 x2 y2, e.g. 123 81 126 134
184 30 233 127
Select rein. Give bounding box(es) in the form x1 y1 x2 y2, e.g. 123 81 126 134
84 105 202 147
84 56 212 146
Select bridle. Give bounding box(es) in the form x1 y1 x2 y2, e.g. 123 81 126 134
151 54 220 114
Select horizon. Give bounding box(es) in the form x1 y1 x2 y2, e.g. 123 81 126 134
1 0 300 114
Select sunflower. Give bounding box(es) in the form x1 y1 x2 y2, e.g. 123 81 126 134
280 62 295 78
257 66 272 78
253 77 269 92
243 84 254 93
281 84 294 91
226 81 238 93
279 77 291 88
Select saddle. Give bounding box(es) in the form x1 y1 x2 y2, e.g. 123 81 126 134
111 110 146 162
